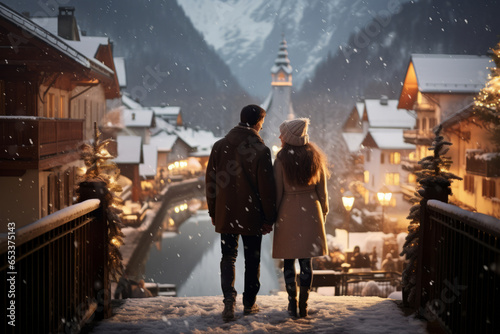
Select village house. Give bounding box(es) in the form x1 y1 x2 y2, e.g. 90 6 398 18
439 104 500 218
0 5 120 231
397 53 495 215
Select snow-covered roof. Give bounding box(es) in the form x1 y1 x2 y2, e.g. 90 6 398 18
149 132 178 152
122 94 143 109
190 146 213 157
270 64 293 74
176 127 220 150
365 99 414 129
139 144 158 178
411 54 490 93
65 35 108 59
115 136 142 164
342 132 365 153
0 6 113 76
29 16 58 35
114 57 127 87
122 109 154 128
363 128 415 150
151 106 180 116
151 117 176 136
356 102 365 118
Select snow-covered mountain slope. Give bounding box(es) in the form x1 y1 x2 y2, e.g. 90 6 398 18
177 0 409 98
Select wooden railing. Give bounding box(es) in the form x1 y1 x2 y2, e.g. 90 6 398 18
0 192 110 333
0 117 84 170
417 199 500 333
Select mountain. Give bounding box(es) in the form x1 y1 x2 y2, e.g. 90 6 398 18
1 0 252 134
286 0 500 189
295 0 500 117
177 0 413 98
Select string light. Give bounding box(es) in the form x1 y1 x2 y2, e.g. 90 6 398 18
78 123 124 281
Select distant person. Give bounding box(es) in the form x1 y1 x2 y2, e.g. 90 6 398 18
382 253 397 272
272 118 329 318
131 279 153 298
350 245 366 268
371 246 379 270
206 105 277 322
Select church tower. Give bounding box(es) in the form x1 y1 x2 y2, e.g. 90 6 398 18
261 36 295 155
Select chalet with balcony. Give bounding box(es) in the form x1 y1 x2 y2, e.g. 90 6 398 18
398 54 490 164
151 105 183 126
0 4 120 231
438 103 500 218
342 97 415 208
344 97 416 230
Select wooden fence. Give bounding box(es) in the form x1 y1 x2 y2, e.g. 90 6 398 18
0 182 110 333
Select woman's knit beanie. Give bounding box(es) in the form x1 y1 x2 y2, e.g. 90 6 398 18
279 118 310 146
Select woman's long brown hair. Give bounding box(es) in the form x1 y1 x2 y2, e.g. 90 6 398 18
276 142 329 186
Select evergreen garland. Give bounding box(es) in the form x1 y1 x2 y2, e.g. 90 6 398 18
400 125 461 304
78 123 125 281
474 41 500 149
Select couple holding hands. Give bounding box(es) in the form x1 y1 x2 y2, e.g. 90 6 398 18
206 104 329 322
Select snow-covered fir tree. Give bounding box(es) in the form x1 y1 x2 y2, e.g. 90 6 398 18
400 125 461 304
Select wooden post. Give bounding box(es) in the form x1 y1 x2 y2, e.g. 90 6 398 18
78 181 112 319
415 185 449 316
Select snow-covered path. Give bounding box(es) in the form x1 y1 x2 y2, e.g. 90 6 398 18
89 293 427 333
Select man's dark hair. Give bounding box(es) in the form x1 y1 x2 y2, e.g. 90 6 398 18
240 104 266 127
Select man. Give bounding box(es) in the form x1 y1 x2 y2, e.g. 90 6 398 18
206 104 277 322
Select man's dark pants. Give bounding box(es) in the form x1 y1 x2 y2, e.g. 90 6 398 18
220 233 262 307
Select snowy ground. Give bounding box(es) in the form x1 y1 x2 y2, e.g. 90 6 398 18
89 293 427 334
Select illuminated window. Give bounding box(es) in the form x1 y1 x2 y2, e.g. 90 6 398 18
408 173 417 184
409 151 416 161
364 170 370 184
390 152 401 164
278 72 286 81
47 93 55 118
59 96 65 118
385 173 400 186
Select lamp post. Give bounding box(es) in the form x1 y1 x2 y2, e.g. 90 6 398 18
342 191 355 249
377 186 392 233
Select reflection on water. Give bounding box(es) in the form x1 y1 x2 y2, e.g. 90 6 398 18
145 210 280 297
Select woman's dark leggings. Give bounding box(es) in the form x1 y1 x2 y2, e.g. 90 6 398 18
283 258 312 287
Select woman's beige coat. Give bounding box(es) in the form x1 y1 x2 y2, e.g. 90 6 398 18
272 157 329 259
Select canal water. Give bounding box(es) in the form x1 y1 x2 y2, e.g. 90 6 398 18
144 209 281 297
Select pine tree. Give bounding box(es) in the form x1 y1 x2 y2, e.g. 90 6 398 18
475 41 500 149
400 125 461 304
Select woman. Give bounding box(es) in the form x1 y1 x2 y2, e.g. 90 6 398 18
272 118 329 318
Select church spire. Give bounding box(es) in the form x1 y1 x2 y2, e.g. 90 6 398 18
271 36 292 86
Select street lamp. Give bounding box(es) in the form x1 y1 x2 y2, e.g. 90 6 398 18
342 191 355 249
377 186 392 232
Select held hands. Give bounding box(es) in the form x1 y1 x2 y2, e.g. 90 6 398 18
261 223 273 235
